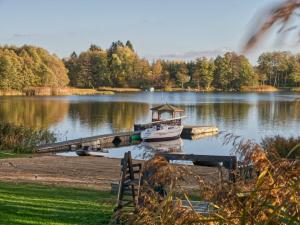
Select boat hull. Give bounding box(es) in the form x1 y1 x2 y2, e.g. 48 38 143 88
143 135 181 142
141 125 183 142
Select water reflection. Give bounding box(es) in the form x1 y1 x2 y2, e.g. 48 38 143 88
258 101 300 125
136 139 183 159
68 102 149 132
0 97 69 129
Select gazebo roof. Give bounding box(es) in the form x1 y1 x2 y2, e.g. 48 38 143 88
150 103 184 112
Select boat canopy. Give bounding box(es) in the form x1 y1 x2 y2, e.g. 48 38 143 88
150 103 184 121
150 104 184 113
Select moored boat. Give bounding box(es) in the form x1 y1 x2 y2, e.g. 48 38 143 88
141 124 183 142
139 103 185 142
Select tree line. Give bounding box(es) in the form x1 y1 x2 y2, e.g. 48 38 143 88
65 41 300 90
1 42 300 91
0 45 69 90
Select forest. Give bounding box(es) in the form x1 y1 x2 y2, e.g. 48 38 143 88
1 42 300 91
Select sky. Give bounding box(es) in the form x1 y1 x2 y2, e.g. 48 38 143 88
0 0 299 63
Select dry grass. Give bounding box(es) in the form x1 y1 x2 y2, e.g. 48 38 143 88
121 134 300 225
97 86 142 93
67 88 114 95
0 87 114 96
0 89 25 96
243 0 300 52
240 85 278 92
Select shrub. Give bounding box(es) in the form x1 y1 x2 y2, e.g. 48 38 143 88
0 122 56 153
261 135 300 159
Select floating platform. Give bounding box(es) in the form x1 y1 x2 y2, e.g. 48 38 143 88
181 131 219 140
181 125 219 136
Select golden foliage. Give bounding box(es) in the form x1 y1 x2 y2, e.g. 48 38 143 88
121 135 300 225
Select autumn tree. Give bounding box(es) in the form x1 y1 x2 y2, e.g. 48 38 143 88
0 45 69 90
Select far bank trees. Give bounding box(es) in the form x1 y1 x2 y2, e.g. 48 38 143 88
1 43 300 91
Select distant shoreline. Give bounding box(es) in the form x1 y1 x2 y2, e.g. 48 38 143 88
0 86 299 96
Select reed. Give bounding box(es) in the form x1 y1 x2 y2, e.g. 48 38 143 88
122 134 300 225
240 85 278 92
97 86 142 93
0 122 56 153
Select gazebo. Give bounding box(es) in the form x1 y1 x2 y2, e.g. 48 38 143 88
150 103 184 122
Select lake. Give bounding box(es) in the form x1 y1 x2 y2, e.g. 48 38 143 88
1 92 299 159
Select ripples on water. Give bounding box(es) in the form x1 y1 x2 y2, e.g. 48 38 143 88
0 92 299 158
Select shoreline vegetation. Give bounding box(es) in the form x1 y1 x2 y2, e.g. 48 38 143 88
0 122 56 153
0 87 115 96
1 42 300 97
1 85 298 96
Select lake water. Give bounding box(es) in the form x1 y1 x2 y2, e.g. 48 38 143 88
1 92 299 159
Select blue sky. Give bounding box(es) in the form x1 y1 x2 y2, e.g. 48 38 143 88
0 0 297 63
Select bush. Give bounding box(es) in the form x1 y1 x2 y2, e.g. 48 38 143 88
261 135 300 159
0 123 56 153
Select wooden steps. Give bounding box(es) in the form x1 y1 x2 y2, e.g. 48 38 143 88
115 151 142 214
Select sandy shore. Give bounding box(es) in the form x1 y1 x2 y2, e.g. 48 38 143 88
0 155 224 191
0 155 122 190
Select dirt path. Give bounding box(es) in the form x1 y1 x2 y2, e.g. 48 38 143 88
0 155 122 190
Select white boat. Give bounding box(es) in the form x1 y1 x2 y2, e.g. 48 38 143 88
141 124 183 142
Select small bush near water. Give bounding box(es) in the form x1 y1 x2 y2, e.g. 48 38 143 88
0 122 56 153
261 135 300 160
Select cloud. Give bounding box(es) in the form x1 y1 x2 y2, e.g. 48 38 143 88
12 33 34 38
158 48 231 60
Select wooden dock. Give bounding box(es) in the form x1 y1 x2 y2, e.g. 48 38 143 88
37 131 141 153
37 125 219 153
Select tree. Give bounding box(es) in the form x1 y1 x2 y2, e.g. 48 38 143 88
176 63 190 88
193 57 215 90
213 55 231 90
151 60 163 87
89 44 102 52
214 52 257 91
125 40 134 52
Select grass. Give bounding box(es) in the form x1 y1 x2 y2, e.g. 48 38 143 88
0 151 22 159
0 182 116 225
240 85 278 92
67 88 115 96
97 86 142 92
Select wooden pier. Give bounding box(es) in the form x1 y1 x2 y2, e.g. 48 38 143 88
37 126 218 153
37 131 141 153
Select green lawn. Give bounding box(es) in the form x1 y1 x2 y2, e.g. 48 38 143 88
0 182 116 225
0 151 19 159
